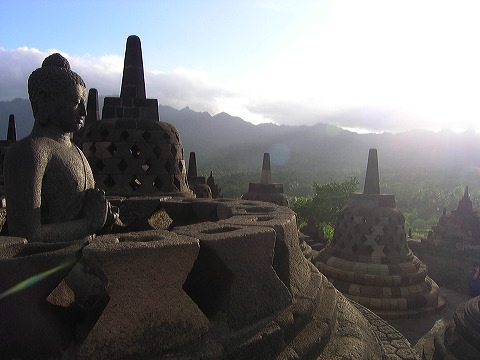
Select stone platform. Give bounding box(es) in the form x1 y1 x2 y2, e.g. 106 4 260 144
0 198 420 359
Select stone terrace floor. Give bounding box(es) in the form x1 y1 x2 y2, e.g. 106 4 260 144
386 287 471 356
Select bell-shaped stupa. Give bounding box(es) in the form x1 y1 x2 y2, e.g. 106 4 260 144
76 36 193 197
315 149 444 318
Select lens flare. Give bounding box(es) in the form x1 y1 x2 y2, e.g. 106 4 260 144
0 258 77 300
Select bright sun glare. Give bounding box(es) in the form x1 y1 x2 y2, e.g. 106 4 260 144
227 0 480 132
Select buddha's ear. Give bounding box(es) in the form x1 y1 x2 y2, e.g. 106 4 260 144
36 88 52 125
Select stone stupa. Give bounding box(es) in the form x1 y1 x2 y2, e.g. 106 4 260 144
315 149 445 318
76 35 193 198
242 152 289 206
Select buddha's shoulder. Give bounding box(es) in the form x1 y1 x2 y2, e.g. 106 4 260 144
6 136 55 161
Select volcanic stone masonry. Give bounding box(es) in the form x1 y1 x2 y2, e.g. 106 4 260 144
242 152 289 206
75 35 193 197
314 149 445 318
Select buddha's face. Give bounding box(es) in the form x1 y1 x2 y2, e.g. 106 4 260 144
47 84 87 133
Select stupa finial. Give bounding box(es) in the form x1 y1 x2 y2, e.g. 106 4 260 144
7 114 16 142
85 88 100 126
188 152 198 178
120 35 146 100
260 153 272 185
363 148 380 195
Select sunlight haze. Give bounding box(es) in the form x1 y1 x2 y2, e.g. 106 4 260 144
1 0 480 133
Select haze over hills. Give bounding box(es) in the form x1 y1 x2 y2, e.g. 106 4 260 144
2 98 480 176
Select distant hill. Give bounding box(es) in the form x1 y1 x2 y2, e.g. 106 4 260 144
2 98 480 174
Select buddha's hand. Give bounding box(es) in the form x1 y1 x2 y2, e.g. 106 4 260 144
85 188 108 232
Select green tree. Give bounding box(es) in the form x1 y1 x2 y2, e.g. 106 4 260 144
291 178 359 238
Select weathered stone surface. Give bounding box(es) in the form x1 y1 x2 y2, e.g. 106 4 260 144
4 53 113 243
314 149 443 319
75 36 193 198
220 207 311 298
242 153 289 206
421 295 480 359
172 221 292 328
79 230 208 359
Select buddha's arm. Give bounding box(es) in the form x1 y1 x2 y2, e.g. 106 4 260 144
4 144 107 243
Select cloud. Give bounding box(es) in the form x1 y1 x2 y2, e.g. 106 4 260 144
0 47 45 99
0 47 243 121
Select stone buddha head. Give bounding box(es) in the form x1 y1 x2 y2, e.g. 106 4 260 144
28 53 87 133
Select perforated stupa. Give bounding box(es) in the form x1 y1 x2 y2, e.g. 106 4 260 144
315 149 444 318
75 36 193 197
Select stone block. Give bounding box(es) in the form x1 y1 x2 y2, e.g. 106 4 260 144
172 221 292 329
79 230 208 359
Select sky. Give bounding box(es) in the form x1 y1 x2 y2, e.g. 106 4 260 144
2 0 480 133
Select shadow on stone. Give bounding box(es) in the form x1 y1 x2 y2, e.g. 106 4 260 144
183 245 234 318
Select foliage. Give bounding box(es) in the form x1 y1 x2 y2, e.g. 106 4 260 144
212 167 480 240
291 178 359 235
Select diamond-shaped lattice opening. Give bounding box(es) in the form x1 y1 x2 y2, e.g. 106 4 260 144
383 246 389 255
117 159 128 173
130 144 141 158
153 145 162 158
142 159 151 173
366 245 374 256
183 246 234 319
104 175 116 189
100 128 109 139
120 130 129 141
89 143 97 154
362 217 367 223
96 159 105 172
163 132 171 141
360 234 368 243
154 176 163 191
173 177 181 191
130 176 142 191
165 160 172 173
107 143 117 156
368 225 374 234
171 145 177 157
142 131 152 141
352 244 358 253
178 160 183 171
375 235 382 244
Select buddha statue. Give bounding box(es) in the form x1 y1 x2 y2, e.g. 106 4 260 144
4 53 115 243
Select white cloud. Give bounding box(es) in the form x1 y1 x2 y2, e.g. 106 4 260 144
4 0 480 138
0 47 250 119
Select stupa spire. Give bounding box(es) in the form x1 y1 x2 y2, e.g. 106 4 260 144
260 153 272 185
85 88 100 126
188 152 198 178
363 148 380 195
120 35 146 100
7 114 16 142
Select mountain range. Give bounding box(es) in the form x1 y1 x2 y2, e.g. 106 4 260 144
2 98 480 175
